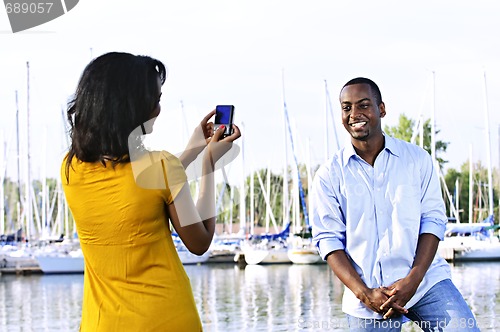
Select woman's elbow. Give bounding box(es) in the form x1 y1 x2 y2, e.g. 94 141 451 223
186 242 210 256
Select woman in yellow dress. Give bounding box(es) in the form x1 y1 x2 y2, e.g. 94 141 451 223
62 52 240 331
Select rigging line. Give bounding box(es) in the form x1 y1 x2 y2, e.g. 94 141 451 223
325 80 340 151
282 76 309 226
215 167 229 216
410 73 433 145
180 101 200 184
0 120 16 184
60 106 70 149
254 166 279 233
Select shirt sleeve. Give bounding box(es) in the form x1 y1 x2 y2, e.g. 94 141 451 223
160 151 188 204
419 152 447 240
310 164 347 260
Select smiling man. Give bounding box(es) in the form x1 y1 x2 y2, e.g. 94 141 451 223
310 77 479 331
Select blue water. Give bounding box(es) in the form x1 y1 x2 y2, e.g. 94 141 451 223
0 262 498 331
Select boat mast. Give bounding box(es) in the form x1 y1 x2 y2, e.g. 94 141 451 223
0 130 4 235
281 70 289 229
482 71 494 217
25 61 32 241
281 71 309 230
265 163 270 233
324 80 340 160
469 144 473 224
15 91 22 240
239 122 246 235
250 166 254 235
431 71 436 164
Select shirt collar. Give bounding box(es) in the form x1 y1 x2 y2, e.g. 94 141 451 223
342 133 400 167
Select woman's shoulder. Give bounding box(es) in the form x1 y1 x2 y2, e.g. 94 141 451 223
130 150 186 190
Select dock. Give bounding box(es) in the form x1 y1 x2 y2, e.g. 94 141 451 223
0 266 42 276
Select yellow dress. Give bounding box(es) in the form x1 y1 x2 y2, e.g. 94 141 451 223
61 151 202 332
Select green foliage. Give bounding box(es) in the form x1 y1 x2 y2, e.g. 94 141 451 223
2 177 21 232
1 177 74 238
384 114 449 168
444 160 499 223
245 169 285 227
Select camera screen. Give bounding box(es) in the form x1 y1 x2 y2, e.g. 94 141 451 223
215 105 233 124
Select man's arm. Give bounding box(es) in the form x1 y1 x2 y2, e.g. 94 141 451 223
327 250 408 316
380 233 439 318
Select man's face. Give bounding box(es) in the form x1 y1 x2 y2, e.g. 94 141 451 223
340 83 385 141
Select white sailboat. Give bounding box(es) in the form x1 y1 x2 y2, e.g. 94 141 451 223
242 164 293 265
438 216 500 261
437 71 500 262
287 83 338 265
35 247 84 274
241 103 293 265
0 243 40 272
208 234 243 263
33 239 84 274
287 234 321 264
241 184 292 264
242 236 290 265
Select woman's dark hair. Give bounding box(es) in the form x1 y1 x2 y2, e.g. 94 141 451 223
342 77 383 106
65 52 166 179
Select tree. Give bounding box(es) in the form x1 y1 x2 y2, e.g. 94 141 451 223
444 161 498 223
384 114 449 168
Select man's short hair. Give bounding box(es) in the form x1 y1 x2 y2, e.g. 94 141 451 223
343 77 383 105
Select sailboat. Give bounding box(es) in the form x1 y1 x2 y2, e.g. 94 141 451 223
286 137 321 264
241 223 291 265
34 241 84 274
0 68 42 273
241 166 292 265
437 71 500 262
287 229 321 264
439 215 500 261
243 74 303 266
287 82 340 265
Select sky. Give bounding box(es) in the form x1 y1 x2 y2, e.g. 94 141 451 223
1 0 500 186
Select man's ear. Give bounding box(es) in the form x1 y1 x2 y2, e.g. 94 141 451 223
379 102 386 118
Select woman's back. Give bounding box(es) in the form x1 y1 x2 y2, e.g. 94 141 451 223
62 155 202 331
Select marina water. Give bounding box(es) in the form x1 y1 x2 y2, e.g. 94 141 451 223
0 262 498 331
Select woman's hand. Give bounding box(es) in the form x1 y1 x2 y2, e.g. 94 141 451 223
179 110 215 169
204 123 241 173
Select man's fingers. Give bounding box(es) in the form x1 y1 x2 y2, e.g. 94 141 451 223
390 302 408 315
380 296 393 311
383 308 394 319
380 296 408 318
379 286 396 297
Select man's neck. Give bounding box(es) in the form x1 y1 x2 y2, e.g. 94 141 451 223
352 135 385 166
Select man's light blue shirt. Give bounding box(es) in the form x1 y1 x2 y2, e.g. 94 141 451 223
310 135 451 319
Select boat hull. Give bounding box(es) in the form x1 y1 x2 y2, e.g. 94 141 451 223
243 248 291 265
438 236 500 261
287 249 322 264
177 250 210 265
35 255 84 274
